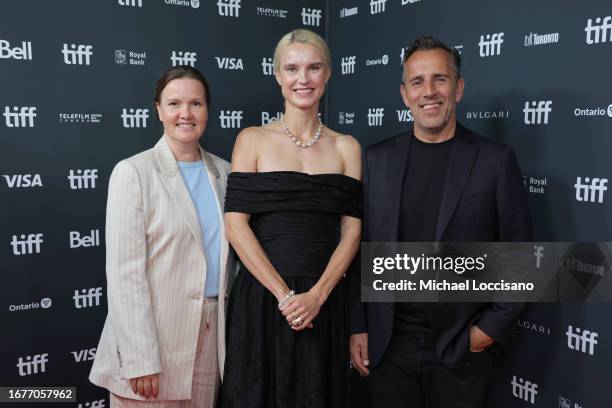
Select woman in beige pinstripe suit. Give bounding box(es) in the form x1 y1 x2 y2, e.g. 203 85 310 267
89 66 236 408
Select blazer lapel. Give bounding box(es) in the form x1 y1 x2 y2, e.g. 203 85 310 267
154 136 205 253
385 132 412 242
435 124 479 241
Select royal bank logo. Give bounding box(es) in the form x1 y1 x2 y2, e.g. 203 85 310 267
370 0 386 14
523 100 552 125
341 56 356 74
215 57 244 70
62 43 93 65
534 245 544 268
261 57 274 75
8 297 52 312
121 108 149 128
218 0 240 17
256 7 287 18
74 288 103 309
78 400 106 408
165 0 200 8
115 49 146 66
366 54 389 66
523 176 547 194
219 110 243 128
3 106 37 128
397 109 413 123
338 112 355 125
339 7 358 18
517 318 550 335
567 325 598 355
524 32 559 47
0 39 32 60
302 8 322 26
3 174 43 188
574 177 607 203
367 108 384 126
70 230 100 249
68 169 98 190
11 234 43 255
511 376 538 404
478 32 504 57
170 50 197 67
574 104 612 118
118 0 142 6
585 16 612 45
261 111 281 125
59 113 103 124
466 110 510 120
17 354 48 376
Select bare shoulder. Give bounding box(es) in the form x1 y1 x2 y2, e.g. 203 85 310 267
327 128 361 157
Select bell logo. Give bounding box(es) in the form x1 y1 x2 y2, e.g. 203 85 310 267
523 100 552 125
261 112 282 125
567 325 599 355
3 106 37 128
71 348 97 363
341 56 356 75
73 287 103 308
367 108 384 126
478 33 504 57
261 57 273 75
370 0 386 14
78 400 106 408
70 230 100 248
61 44 93 65
302 8 322 26
397 109 414 122
170 51 197 67
11 233 44 255
17 354 48 376
585 16 612 45
574 177 607 203
217 0 240 17
118 0 142 6
215 57 244 70
219 110 243 128
511 376 538 404
121 108 149 128
68 169 98 190
0 39 32 60
3 174 43 188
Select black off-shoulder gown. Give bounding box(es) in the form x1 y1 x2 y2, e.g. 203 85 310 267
221 171 362 408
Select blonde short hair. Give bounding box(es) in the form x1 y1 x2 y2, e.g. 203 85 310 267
273 29 331 73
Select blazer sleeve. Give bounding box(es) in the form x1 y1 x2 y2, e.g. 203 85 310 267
105 160 161 379
476 147 532 347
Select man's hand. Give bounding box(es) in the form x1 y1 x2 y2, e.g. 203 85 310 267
130 374 159 399
470 325 495 352
350 333 370 376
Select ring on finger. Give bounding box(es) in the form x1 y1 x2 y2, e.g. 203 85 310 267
292 317 303 326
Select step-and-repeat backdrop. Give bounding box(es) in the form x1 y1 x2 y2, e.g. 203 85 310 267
2 0 611 407
328 1 611 407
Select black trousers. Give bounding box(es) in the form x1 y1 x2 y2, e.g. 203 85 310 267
368 328 493 408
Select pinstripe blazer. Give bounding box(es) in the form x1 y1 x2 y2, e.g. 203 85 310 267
89 136 237 401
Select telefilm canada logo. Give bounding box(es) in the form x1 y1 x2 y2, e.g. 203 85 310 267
115 49 146 66
8 297 52 312
256 7 287 18
59 113 103 124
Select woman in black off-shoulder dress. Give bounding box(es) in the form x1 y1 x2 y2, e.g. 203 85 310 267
221 29 362 408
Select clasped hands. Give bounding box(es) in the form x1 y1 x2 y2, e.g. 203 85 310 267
129 373 159 399
278 288 324 331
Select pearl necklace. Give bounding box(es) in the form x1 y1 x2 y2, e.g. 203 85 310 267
280 114 323 149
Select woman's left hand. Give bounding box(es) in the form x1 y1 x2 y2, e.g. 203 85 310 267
280 289 325 331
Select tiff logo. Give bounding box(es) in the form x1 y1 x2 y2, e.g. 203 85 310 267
219 110 243 128
62 44 93 65
534 245 544 268
478 33 504 57
341 56 356 74
68 169 98 190
170 51 197 67
585 16 612 45
122 108 149 128
72 348 96 362
11 233 43 255
0 39 32 60
70 229 100 248
511 376 538 404
567 325 598 355
78 401 106 408
74 287 103 308
523 100 552 124
118 0 142 6
368 108 384 126
261 57 273 75
3 174 43 188
370 0 387 14
17 353 48 376
3 106 36 127
217 0 241 17
575 177 607 203
302 8 322 26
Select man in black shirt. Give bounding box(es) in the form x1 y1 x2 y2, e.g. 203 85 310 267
350 36 532 407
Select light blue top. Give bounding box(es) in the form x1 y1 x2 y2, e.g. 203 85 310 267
178 160 221 298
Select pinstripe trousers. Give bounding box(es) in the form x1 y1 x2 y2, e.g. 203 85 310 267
110 299 220 408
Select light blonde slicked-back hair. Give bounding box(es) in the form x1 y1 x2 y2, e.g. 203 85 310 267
272 29 331 73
